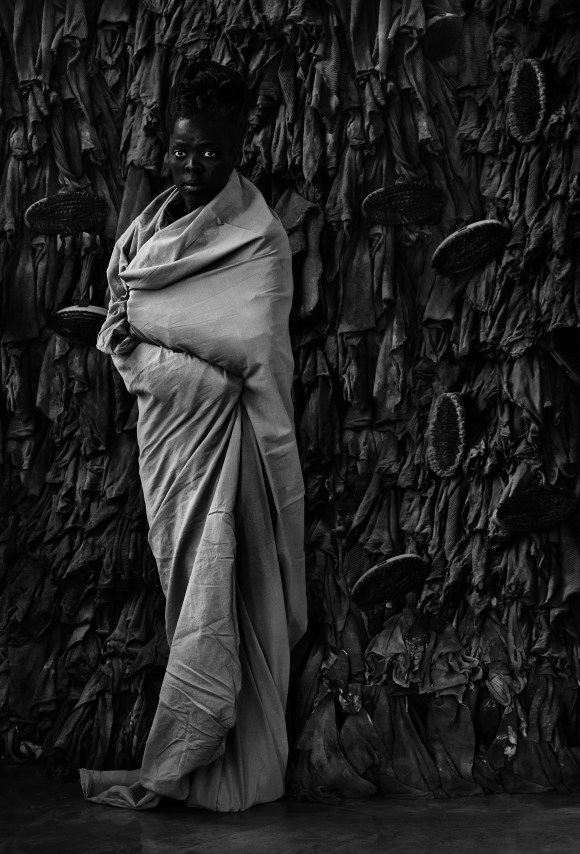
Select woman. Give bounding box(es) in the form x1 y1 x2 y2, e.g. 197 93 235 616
80 62 307 812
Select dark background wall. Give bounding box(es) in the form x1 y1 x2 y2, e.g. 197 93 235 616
1 0 580 798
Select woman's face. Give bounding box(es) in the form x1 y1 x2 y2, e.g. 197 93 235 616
168 115 239 211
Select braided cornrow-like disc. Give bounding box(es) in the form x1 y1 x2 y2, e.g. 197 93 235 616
362 180 444 226
351 555 429 610
431 220 511 274
507 59 547 144
426 393 467 478
48 306 108 347
496 487 577 532
25 192 107 235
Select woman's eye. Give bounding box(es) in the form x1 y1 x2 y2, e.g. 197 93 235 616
173 149 186 158
204 150 218 159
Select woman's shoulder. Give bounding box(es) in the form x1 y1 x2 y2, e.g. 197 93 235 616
216 172 287 241
115 187 180 252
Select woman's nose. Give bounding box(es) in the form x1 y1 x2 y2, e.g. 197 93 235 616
185 157 202 173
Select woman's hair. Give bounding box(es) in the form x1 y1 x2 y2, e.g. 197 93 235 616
166 60 249 142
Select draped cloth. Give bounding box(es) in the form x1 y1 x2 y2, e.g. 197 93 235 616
79 170 307 812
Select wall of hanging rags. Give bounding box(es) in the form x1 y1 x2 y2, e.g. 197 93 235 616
1 0 580 799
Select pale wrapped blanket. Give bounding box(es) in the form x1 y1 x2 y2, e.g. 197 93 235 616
80 171 306 812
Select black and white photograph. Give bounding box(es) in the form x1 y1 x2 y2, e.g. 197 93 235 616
1 1 580 852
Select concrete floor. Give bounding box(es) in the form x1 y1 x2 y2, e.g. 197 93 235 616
1 760 580 853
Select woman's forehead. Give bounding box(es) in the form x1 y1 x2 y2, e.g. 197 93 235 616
170 115 229 140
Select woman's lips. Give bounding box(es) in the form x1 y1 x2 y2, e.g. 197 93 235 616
182 182 204 189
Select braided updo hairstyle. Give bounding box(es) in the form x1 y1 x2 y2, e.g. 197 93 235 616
166 60 249 144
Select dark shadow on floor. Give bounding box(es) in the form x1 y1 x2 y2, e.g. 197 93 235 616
2 759 580 854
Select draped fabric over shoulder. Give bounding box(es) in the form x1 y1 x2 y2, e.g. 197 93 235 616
79 170 307 812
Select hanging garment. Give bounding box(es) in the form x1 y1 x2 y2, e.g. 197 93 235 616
274 187 323 318
80 170 306 811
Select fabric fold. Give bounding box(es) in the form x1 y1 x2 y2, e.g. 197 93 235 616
82 170 306 811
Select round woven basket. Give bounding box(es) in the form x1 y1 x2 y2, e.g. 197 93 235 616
507 59 547 144
48 306 108 347
431 220 511 274
25 191 108 235
351 554 428 610
362 181 444 226
422 13 464 61
548 327 580 386
496 487 577 532
426 393 466 478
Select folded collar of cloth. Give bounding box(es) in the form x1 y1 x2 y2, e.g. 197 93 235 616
97 169 288 357
118 169 284 292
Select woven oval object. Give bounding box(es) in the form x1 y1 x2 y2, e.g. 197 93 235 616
362 181 444 226
548 327 580 387
48 306 107 347
351 555 428 610
496 487 577 532
422 13 464 61
431 220 510 274
507 59 547 144
426 393 466 478
25 191 108 235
